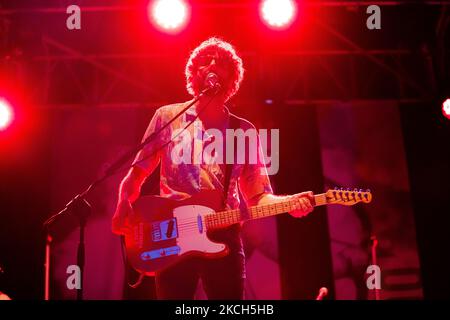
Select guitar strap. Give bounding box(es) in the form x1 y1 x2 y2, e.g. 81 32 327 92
222 114 240 210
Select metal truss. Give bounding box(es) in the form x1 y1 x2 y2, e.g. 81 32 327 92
2 1 450 14
1 1 448 107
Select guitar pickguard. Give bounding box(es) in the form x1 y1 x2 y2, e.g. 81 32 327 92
173 204 226 255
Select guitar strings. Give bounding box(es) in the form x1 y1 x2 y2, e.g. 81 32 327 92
173 200 300 233
176 201 291 232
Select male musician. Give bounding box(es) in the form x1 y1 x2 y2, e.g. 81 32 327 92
112 37 314 299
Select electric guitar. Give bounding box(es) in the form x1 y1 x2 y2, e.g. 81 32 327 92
125 187 372 275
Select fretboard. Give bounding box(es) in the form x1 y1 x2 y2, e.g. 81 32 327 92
204 193 328 230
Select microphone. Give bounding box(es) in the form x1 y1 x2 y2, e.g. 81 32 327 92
204 72 221 92
316 287 328 300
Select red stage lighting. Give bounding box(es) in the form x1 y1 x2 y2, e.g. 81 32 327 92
0 98 13 131
443 98 450 119
148 0 190 34
260 0 297 30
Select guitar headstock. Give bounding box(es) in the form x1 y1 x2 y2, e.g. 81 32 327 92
325 187 372 206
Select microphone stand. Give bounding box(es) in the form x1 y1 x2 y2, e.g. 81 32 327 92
42 84 220 300
370 235 380 300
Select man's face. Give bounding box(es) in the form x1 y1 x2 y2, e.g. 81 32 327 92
195 48 233 95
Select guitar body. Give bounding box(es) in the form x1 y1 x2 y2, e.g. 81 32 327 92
125 190 228 275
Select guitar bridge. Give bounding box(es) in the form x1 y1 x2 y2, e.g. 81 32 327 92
141 246 180 261
151 218 178 242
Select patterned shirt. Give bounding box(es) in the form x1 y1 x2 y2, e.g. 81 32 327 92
133 100 273 210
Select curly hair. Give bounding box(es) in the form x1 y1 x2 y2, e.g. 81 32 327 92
185 37 244 102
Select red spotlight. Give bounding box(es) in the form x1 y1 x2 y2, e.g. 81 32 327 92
260 0 297 30
0 98 13 131
148 0 190 34
443 98 450 119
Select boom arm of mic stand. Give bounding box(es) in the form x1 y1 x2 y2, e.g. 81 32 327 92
43 88 213 229
41 85 218 300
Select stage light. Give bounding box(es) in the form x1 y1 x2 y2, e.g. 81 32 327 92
442 98 450 119
260 0 297 29
148 0 190 33
0 98 13 131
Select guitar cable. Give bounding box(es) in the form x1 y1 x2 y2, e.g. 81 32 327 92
120 235 145 289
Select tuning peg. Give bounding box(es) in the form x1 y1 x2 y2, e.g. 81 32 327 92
352 188 358 200
346 188 353 201
366 188 371 193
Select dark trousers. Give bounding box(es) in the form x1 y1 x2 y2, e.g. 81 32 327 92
155 225 245 300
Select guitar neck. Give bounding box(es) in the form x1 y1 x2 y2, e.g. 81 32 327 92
204 193 328 230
